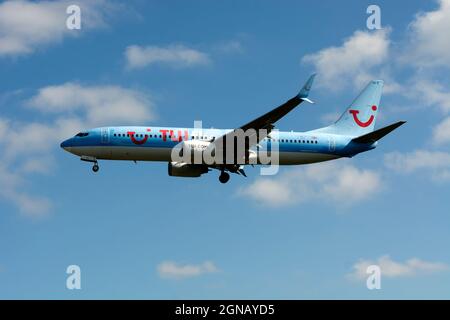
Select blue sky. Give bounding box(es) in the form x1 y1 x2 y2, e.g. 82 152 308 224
1 0 450 299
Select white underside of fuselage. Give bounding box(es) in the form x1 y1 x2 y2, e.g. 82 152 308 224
65 146 340 165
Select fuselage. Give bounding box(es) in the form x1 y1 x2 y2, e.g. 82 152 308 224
60 126 376 165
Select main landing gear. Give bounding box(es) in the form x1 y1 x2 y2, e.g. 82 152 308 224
217 166 247 184
92 163 99 173
219 171 230 184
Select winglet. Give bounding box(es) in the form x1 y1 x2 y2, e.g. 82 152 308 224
298 73 316 99
300 97 314 104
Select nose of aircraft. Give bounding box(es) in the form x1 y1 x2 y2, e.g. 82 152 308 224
60 138 72 152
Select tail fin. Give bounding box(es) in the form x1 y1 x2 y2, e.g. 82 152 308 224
327 80 384 136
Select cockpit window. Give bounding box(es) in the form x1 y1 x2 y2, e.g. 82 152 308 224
75 132 89 137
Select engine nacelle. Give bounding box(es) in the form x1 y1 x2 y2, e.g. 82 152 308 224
168 162 208 177
172 140 215 164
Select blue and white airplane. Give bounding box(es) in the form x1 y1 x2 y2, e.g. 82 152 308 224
60 74 405 183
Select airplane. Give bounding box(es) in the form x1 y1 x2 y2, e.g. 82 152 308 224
60 74 405 183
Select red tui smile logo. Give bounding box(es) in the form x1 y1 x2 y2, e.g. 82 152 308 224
128 129 151 145
349 105 377 127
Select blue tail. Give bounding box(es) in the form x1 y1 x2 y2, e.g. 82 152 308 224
320 80 384 136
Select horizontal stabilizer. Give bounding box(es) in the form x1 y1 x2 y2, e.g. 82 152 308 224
352 121 406 144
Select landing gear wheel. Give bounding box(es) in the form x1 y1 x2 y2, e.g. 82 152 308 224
219 172 230 184
92 164 99 173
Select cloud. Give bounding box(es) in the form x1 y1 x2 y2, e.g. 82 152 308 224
0 117 84 162
20 156 56 175
238 162 382 207
384 150 450 182
157 261 219 280
407 0 450 68
27 83 155 126
0 163 52 218
411 79 450 113
349 255 448 279
0 83 155 217
125 44 211 69
302 30 390 91
0 0 114 56
214 40 244 54
0 119 55 217
433 116 450 145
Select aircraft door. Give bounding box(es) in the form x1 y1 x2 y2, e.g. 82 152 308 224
328 136 336 152
101 127 110 144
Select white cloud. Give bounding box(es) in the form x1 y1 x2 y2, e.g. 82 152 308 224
433 116 450 145
27 83 155 126
349 255 448 280
0 82 155 217
407 0 450 68
0 120 55 217
0 0 113 56
157 261 219 280
125 44 211 69
214 40 244 54
0 118 9 142
412 79 450 113
385 150 450 171
0 163 51 218
238 162 382 207
0 117 85 162
20 156 56 174
385 150 450 182
302 30 390 91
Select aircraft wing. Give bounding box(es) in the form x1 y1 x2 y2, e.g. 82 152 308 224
212 74 316 151
238 73 316 133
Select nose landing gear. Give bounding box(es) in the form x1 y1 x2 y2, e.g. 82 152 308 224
80 155 99 173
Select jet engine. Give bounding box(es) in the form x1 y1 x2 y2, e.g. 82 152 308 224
168 162 209 177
